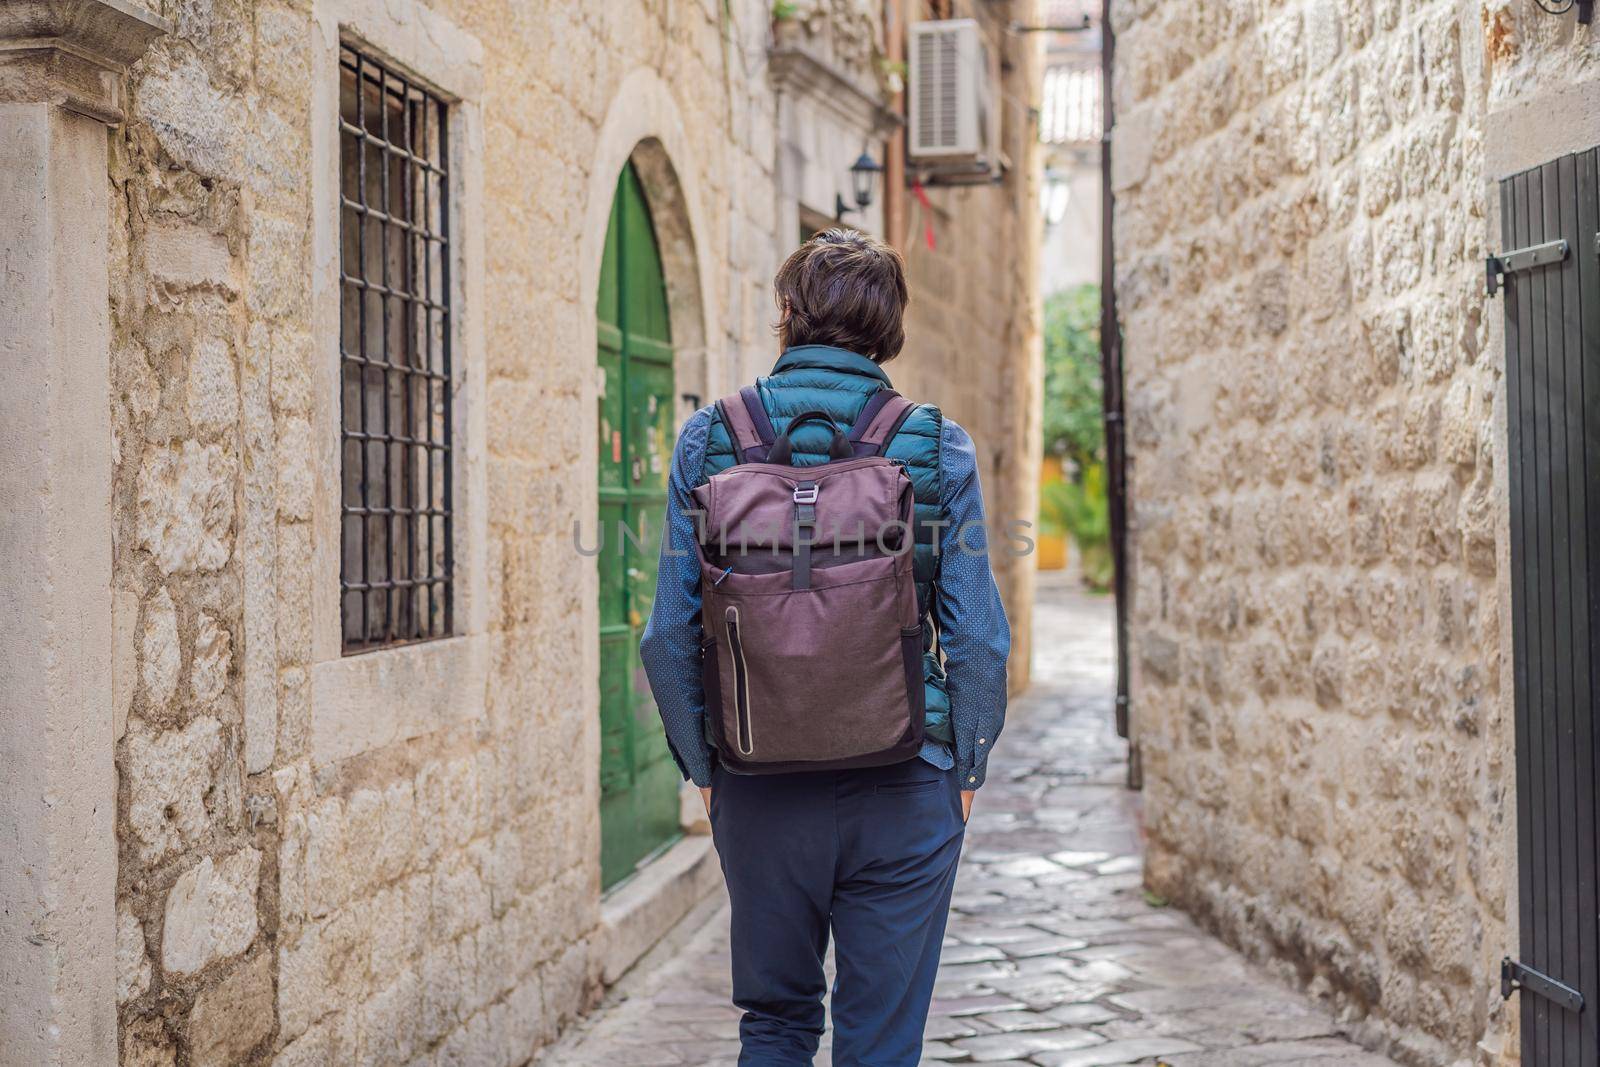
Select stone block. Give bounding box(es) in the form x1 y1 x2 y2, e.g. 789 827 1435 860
366 885 409 978
279 907 373 1042
125 716 225 862
540 938 597 1030
375 779 417 883
358 969 422 1064
430 852 491 942
145 219 236 296
274 415 313 521
304 795 349 917
344 787 384 896
271 1008 357 1067
186 336 238 439
276 923 328 1042
187 953 273 1066
246 212 308 319
162 847 261 975
267 326 313 415
419 938 467 1045
1111 105 1157 193
275 522 313 663
140 587 181 710
136 440 237 574
134 45 244 177
501 976 552 1054
117 904 152 1003
189 611 231 706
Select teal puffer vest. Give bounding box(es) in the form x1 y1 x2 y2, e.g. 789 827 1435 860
699 345 952 744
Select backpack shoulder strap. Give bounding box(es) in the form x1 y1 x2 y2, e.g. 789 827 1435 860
848 389 917 457
715 385 776 465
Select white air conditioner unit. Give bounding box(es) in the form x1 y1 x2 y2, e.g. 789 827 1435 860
908 19 998 172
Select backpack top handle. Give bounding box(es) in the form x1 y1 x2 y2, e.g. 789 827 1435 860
716 386 914 466
766 411 853 466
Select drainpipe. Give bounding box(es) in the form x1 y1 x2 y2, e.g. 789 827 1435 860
1098 0 1136 788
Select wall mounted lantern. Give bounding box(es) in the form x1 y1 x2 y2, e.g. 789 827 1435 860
835 149 884 222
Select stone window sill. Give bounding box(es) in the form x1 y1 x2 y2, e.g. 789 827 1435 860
310 632 488 763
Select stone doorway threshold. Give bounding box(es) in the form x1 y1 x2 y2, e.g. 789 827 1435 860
597 833 723 986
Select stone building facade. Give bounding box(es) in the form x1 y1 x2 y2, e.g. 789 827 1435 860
1112 0 1597 1063
0 0 1040 1064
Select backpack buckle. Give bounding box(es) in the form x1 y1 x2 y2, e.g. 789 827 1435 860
792 485 818 505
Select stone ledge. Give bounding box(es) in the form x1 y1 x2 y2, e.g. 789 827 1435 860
769 35 900 137
596 835 723 986
309 632 489 764
0 0 171 123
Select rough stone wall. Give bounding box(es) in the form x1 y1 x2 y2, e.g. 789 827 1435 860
108 2 785 1063
898 0 1044 692
1114 0 1595 1064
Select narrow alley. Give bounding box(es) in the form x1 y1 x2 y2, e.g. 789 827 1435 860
542 577 1398 1067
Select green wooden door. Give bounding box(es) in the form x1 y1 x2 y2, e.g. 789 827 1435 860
597 163 681 889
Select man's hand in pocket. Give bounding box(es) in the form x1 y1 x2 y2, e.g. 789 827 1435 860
700 786 712 815
961 789 974 824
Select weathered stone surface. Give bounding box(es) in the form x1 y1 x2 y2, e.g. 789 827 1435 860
140 587 180 709
187 953 273 1066
186 337 239 438
1110 0 1559 1060
135 441 237 574
190 611 231 705
274 415 312 521
270 1008 357 1067
122 1019 179 1067
144 220 236 295
162 847 261 975
117 905 152 1003
125 716 225 861
134 47 243 179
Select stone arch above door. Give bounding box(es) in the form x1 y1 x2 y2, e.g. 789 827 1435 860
579 67 718 413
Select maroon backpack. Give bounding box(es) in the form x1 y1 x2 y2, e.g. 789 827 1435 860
694 387 925 774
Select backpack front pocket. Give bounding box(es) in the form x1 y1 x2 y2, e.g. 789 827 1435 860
706 553 920 765
724 606 755 756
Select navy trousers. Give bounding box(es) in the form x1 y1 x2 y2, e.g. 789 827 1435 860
709 757 965 1066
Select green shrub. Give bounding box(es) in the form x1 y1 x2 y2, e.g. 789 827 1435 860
1042 284 1103 474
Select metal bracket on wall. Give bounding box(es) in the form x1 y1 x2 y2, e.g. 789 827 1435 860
1502 957 1585 1013
1485 238 1568 296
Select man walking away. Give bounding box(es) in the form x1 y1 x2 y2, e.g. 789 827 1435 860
640 228 1010 1067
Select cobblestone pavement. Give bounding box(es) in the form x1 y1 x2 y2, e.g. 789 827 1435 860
543 576 1396 1066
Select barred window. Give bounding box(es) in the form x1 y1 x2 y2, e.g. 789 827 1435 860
339 43 453 652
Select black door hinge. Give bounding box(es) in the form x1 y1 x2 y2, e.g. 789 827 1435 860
1486 238 1569 296
1503 956 1585 1013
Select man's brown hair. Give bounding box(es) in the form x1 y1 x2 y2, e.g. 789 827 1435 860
773 227 910 363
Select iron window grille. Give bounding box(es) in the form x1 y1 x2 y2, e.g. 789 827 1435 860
338 42 453 652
